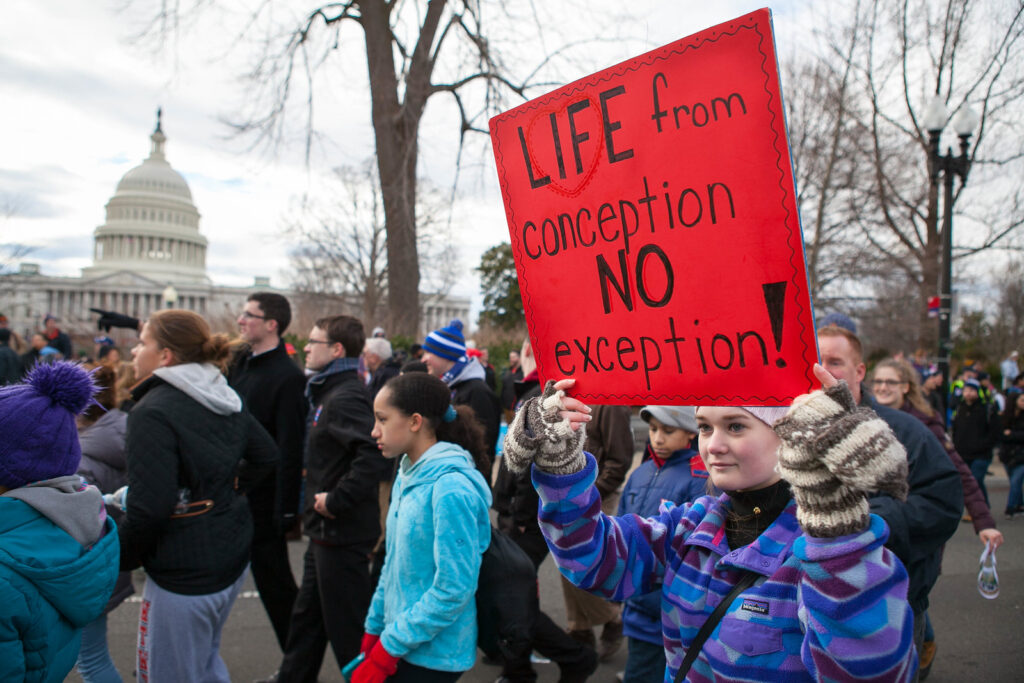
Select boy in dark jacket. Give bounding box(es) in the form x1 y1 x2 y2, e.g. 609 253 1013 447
0 362 120 681
271 315 392 683
617 405 710 682
953 378 1000 506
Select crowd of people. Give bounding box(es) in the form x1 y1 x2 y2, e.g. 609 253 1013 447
0 298 1018 682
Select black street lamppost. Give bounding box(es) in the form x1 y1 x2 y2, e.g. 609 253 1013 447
923 94 978 406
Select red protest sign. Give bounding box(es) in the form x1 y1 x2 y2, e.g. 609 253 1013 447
489 8 816 406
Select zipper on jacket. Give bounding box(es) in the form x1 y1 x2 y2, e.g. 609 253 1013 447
638 465 663 514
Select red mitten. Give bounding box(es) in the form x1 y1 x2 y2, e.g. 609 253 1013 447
350 641 400 683
360 632 380 656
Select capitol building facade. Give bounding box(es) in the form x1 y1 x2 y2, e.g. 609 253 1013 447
1 114 469 352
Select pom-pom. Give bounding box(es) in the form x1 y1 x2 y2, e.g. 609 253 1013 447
448 319 463 332
25 361 98 414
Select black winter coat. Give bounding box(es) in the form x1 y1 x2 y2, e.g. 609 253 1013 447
499 364 523 411
1000 412 1024 470
303 369 392 546
867 399 963 614
952 400 999 461
367 357 402 399
0 345 20 385
46 329 72 358
228 341 308 535
452 377 502 458
493 377 542 532
121 375 278 594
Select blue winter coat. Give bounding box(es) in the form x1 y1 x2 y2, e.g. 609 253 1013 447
365 441 492 672
617 447 711 643
0 497 119 682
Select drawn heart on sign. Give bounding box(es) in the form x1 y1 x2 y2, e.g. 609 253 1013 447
524 96 605 197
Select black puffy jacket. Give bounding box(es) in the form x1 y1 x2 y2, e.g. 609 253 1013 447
952 399 999 461
121 373 277 595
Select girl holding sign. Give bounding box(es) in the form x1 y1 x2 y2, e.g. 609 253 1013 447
502 365 917 682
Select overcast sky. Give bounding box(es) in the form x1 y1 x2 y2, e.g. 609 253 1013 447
1 0 813 314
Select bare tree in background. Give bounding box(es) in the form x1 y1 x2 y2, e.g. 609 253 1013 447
285 163 456 329
785 27 889 309
989 260 1024 356
130 0 586 336
807 0 1024 350
1 197 34 276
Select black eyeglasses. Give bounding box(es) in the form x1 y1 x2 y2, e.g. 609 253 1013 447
241 311 266 320
871 378 904 387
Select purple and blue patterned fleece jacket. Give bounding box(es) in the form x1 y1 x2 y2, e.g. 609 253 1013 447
533 454 917 682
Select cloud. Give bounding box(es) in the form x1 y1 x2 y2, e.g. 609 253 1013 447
35 235 94 261
0 167 81 219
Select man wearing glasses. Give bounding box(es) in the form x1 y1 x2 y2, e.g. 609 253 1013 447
262 315 390 683
229 293 308 652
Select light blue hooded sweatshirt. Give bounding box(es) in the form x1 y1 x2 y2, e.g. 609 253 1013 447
365 441 491 672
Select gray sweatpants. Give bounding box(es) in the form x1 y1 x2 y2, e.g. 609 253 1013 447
137 568 247 683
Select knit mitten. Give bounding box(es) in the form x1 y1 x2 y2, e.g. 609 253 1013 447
503 380 587 475
350 641 399 683
773 380 909 538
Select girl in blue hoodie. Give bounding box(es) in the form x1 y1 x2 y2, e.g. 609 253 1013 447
352 372 492 683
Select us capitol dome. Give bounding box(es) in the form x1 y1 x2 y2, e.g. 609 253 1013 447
82 109 209 284
2 111 270 341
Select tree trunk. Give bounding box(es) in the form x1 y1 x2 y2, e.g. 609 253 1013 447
361 0 421 337
360 0 447 338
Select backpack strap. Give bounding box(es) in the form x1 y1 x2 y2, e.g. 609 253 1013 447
673 569 760 683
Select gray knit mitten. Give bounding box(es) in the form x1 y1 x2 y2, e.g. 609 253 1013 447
773 380 909 538
503 380 587 475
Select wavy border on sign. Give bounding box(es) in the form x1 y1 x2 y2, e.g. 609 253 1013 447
491 10 810 405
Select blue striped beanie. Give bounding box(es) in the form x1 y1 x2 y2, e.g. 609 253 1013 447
423 319 466 362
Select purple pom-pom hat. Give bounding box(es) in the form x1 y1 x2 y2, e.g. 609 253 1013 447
0 361 98 489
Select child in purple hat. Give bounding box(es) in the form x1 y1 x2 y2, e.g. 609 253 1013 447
0 361 121 681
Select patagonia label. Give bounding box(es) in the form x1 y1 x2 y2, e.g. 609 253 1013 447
740 598 769 615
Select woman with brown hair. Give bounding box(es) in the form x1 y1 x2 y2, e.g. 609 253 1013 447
120 309 278 682
870 358 1002 547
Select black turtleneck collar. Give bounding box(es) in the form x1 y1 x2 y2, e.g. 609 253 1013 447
724 479 792 550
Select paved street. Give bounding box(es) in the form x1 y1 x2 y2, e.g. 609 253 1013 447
69 468 1022 683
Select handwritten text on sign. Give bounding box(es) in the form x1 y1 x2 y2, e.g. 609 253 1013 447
489 9 816 405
